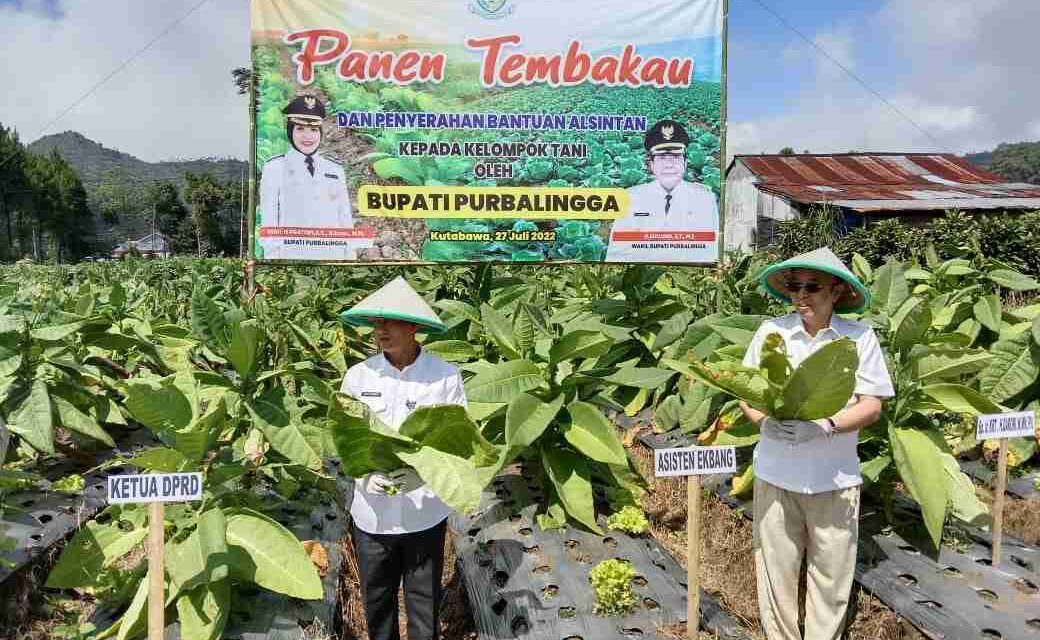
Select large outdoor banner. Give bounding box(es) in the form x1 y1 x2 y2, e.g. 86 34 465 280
251 0 724 263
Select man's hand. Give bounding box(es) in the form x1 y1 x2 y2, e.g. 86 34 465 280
363 471 396 495
779 419 832 444
389 468 424 493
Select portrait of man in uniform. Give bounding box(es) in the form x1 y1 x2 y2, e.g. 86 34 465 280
258 94 370 260
605 119 719 263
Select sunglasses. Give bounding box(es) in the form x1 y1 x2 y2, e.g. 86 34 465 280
783 281 827 294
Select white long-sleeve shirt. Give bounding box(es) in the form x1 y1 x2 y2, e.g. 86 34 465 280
258 148 371 260
340 348 468 534
605 179 719 263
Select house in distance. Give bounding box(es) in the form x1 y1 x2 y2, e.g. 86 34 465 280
111 232 171 259
724 153 1040 252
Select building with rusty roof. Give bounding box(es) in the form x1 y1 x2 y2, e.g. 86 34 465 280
724 153 1040 252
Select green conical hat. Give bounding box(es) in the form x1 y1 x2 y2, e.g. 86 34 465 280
759 247 870 313
340 276 446 333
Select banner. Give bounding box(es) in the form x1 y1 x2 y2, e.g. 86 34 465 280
250 0 724 263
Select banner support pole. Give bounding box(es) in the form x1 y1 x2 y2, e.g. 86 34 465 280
991 438 1008 565
687 474 702 638
148 501 165 640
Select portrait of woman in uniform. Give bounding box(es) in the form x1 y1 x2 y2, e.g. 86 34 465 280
258 94 369 260
604 119 719 264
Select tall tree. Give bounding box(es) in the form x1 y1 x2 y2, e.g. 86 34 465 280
0 124 31 261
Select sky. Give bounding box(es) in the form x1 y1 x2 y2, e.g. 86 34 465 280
0 0 1036 163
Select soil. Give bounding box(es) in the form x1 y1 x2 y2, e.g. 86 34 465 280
975 487 1040 545
625 428 929 640
339 528 476 640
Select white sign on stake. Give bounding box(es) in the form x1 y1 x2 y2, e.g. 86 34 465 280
976 411 1036 441
107 473 204 505
654 446 737 478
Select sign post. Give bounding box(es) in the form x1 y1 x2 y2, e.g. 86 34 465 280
975 410 1035 565
107 472 204 640
654 445 737 638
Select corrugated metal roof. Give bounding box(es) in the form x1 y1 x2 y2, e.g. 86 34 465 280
731 153 1040 212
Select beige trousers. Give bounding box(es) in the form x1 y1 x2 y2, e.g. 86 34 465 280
753 478 860 640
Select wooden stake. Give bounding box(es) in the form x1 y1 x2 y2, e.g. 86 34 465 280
991 438 1009 566
148 501 165 640
687 475 701 639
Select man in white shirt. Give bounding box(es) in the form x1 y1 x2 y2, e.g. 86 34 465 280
605 119 719 263
739 247 894 640
338 276 465 640
258 94 367 260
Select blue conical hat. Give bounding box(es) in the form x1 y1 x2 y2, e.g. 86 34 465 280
340 276 446 333
759 247 870 313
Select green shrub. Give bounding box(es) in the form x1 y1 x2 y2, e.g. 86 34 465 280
606 505 649 535
589 559 638 616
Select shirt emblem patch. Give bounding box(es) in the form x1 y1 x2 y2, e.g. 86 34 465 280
361 391 382 398
406 400 417 410
634 211 651 216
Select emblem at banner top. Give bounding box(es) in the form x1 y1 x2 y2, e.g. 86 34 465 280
469 0 515 19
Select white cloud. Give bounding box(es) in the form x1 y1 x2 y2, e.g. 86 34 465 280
0 0 250 162
730 0 1040 159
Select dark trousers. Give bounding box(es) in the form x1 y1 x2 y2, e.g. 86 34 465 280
351 520 447 640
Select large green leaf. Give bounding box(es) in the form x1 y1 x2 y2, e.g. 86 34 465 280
176 397 226 462
973 295 1002 333
890 296 931 351
434 299 481 323
678 383 720 433
780 339 858 420
116 575 150 640
191 286 226 348
978 333 1039 403
46 520 147 588
30 319 87 341
938 450 988 526
920 384 1003 415
8 379 55 454
480 303 520 359
246 398 322 470
166 508 228 592
601 367 675 389
663 358 770 410
652 311 694 352
1033 316 1040 348
671 323 723 360
561 401 627 466
653 394 682 432
874 259 910 315
505 393 563 448
127 447 190 472
707 315 768 348
52 395 115 447
550 330 613 363
176 580 230 640
916 350 993 381
396 447 498 514
987 268 1040 291
422 340 479 362
541 446 600 533
889 424 948 550
225 318 263 378
464 360 544 403
122 376 192 434
399 404 498 465
225 510 323 599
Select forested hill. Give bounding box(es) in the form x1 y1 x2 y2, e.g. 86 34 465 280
27 131 246 189
964 141 1040 184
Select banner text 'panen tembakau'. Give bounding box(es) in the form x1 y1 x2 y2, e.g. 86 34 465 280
251 0 724 264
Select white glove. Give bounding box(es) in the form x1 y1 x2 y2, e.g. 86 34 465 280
779 419 832 444
389 468 424 493
363 471 396 495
